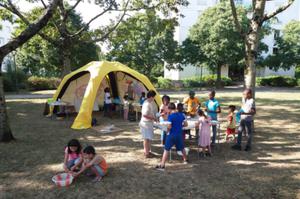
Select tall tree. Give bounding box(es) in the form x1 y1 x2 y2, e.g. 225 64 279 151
229 0 295 95
0 0 61 142
15 8 100 77
186 3 248 88
10 0 188 77
263 20 300 70
107 11 181 80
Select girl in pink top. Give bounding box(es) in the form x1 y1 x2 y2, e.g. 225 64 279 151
159 95 170 145
197 109 212 157
63 139 83 173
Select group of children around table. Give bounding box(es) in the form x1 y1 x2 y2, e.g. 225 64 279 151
156 88 256 170
62 88 255 180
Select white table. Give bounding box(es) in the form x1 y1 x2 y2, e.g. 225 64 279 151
48 101 69 120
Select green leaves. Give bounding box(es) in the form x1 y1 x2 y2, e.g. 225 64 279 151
107 12 180 80
263 20 300 70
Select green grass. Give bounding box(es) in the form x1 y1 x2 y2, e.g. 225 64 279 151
1 89 300 198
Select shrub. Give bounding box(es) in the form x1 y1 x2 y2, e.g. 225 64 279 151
3 70 28 92
156 77 173 89
297 79 300 87
296 66 300 79
256 76 297 87
183 75 232 87
27 76 61 90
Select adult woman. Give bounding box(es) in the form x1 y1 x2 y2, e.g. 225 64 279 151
139 90 157 158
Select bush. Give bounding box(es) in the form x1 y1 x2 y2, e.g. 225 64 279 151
296 66 300 79
155 77 173 89
297 79 300 87
27 76 61 90
3 70 28 92
256 76 297 87
183 75 232 87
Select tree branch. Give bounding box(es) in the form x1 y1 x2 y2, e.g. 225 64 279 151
70 6 113 38
5 0 58 45
229 0 244 37
67 0 81 14
40 0 48 8
0 0 60 60
263 0 295 22
84 0 130 43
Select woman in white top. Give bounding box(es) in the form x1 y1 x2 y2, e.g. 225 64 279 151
139 90 157 158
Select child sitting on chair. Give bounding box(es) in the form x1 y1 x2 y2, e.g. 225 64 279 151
73 146 108 182
155 103 188 171
225 105 237 142
197 109 212 157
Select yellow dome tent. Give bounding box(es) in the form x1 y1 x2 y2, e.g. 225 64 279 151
50 61 162 129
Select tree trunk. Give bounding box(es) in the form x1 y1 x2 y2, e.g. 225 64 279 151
0 57 15 142
244 1 266 98
216 64 222 88
60 38 72 77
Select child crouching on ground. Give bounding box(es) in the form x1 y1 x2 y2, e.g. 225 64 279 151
156 103 188 171
225 105 236 142
73 146 108 182
63 139 83 173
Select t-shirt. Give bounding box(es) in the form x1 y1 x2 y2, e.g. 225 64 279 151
183 97 200 115
84 155 108 174
64 147 81 161
227 113 236 129
123 100 130 109
241 98 255 121
141 100 155 123
168 112 186 136
104 92 112 104
139 97 146 105
205 99 220 120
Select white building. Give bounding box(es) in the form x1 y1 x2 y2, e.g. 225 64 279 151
0 20 13 72
164 0 300 80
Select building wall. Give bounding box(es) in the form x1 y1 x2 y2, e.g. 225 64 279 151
165 0 300 80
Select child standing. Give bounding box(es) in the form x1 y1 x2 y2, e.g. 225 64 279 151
123 94 130 120
183 91 200 117
104 87 112 117
159 95 170 145
139 92 146 105
177 103 187 141
63 139 83 173
225 105 236 142
205 90 221 145
232 89 256 151
197 109 212 157
74 146 108 182
156 103 188 171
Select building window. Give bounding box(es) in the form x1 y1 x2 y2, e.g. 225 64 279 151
197 0 207 5
273 47 278 54
274 30 280 40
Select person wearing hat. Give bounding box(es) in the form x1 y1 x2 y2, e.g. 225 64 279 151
183 91 200 117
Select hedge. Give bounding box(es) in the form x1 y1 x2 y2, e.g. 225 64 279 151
3 71 28 92
256 76 297 87
156 75 233 89
27 76 61 90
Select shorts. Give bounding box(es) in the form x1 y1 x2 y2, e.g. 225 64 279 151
67 158 81 169
92 165 106 177
226 128 236 135
164 134 184 151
